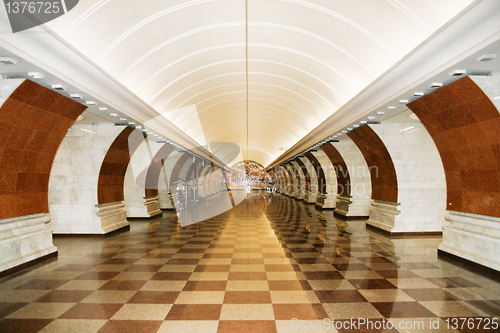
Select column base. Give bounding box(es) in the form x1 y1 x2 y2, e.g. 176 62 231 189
0 213 58 275
366 200 401 234
438 211 500 274
144 196 162 217
304 191 318 204
95 202 129 234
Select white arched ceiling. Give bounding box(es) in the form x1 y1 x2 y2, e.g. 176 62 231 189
45 0 475 166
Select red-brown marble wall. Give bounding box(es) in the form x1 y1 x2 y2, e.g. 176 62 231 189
0 80 87 219
97 127 146 204
348 125 398 203
305 152 327 194
144 144 176 198
320 143 351 196
408 76 500 217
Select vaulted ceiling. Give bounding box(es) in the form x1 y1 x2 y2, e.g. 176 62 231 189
44 0 475 166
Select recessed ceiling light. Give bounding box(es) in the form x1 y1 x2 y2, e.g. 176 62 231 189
430 82 443 88
136 125 142 129
399 99 409 104
69 93 82 99
142 129 148 132
27 72 44 79
386 106 396 110
0 56 18 65
76 115 85 122
85 101 96 105
51 84 64 90
347 128 353 131
377 111 385 115
119 118 127 121
414 92 425 97
110 113 118 117
450 69 466 76
493 96 500 100
99 107 108 111
477 54 496 62
342 130 347 133
353 124 360 128
128 122 135 125
332 135 337 138
360 120 367 124
368 116 376 120
337 133 342 136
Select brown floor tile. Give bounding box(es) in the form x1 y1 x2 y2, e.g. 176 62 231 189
349 279 397 289
127 291 180 304
124 265 163 272
75 272 120 280
167 259 200 265
59 303 123 319
16 279 69 290
223 291 272 304
376 270 420 278
268 280 312 291
228 272 268 280
0 303 28 318
427 277 479 288
371 301 437 318
400 262 439 270
335 318 399 332
231 258 265 264
264 265 296 272
273 303 328 320
203 253 233 258
194 265 231 272
0 319 53 333
315 290 368 303
217 320 277 333
182 281 227 291
55 264 98 271
303 271 344 280
294 258 330 264
97 320 162 333
332 263 370 271
466 300 500 316
35 290 93 303
101 259 139 265
98 280 147 290
166 304 222 320
151 272 192 280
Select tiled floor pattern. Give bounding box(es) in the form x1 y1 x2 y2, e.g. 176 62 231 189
1 191 500 332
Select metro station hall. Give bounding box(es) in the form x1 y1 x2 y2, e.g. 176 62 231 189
1 1 500 332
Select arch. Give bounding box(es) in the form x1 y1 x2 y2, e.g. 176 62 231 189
347 125 398 203
144 143 176 198
0 80 87 219
304 152 327 194
408 76 500 217
294 158 310 191
170 153 192 187
320 143 351 196
97 126 146 204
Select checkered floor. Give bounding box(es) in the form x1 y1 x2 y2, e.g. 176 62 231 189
1 191 499 332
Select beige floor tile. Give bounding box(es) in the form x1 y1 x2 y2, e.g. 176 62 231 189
359 289 414 302
57 280 108 290
80 290 136 303
189 272 229 281
219 304 274 320
270 291 321 304
158 265 196 272
90 265 129 272
322 303 383 319
140 281 187 291
276 319 338 333
0 289 50 302
175 291 225 304
112 272 156 280
226 280 270 291
387 278 440 289
266 272 306 280
232 253 263 258
308 280 356 290
230 264 266 272
7 302 75 319
340 270 384 279
198 259 232 265
157 320 219 333
298 264 336 272
419 301 488 317
111 303 172 320
39 319 107 333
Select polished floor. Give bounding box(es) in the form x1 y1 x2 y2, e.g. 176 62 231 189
1 191 499 333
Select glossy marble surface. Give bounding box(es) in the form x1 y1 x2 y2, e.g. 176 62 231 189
1 192 499 332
